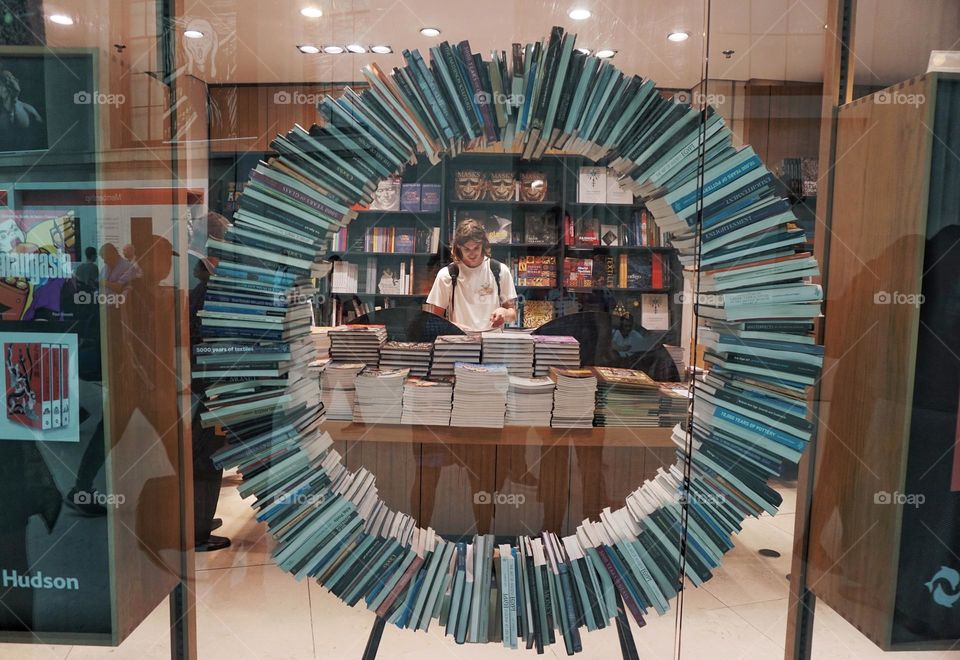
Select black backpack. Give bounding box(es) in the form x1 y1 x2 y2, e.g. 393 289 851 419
447 258 503 316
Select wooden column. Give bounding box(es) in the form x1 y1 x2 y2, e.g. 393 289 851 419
786 0 858 658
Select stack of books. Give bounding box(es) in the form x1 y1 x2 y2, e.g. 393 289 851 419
548 367 598 428
532 336 580 377
379 341 433 377
310 326 332 359
592 367 661 427
328 325 388 366
513 255 557 287
658 384 689 428
662 344 687 381
354 368 408 424
430 334 481 377
400 377 454 425
505 376 555 426
451 363 509 428
481 331 534 377
320 361 365 420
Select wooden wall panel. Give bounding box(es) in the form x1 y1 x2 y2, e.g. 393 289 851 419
419 444 497 536
208 84 354 152
806 75 933 647
740 82 822 165
492 445 571 537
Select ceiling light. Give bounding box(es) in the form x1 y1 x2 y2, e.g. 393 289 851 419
184 29 204 39
370 45 393 54
595 49 617 59
322 45 345 54
568 8 591 20
575 47 591 55
49 14 74 26
420 27 441 37
668 31 689 42
346 44 367 54
298 45 320 54
300 7 323 18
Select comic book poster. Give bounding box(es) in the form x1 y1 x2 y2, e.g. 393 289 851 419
0 210 76 320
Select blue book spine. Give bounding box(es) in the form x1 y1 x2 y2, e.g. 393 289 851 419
672 154 761 212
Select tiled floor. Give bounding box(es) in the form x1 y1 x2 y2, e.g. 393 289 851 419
2 478 958 660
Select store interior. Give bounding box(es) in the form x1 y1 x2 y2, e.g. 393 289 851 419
1 0 959 659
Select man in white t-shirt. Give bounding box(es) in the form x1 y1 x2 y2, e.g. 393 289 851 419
426 219 518 332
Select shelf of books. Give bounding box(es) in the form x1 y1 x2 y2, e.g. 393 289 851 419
209 150 681 333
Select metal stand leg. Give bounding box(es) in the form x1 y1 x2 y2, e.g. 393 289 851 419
614 591 639 660
362 616 387 660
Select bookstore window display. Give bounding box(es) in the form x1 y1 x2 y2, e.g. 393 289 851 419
195 25 826 655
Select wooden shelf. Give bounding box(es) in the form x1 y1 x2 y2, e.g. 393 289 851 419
565 245 674 252
355 209 440 215
324 421 674 448
331 251 438 256
448 200 559 208
566 287 672 293
490 242 558 248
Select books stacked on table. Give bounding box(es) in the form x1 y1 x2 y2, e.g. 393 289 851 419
505 376 555 426
430 334 481 377
328 325 388 366
481 331 535 377
532 335 581 376
451 363 509 428
310 326 332 359
658 384 689 428
379 341 433 377
663 344 686 380
320 361 365 420
548 367 598 428
354 368 408 424
592 367 660 427
401 377 454 425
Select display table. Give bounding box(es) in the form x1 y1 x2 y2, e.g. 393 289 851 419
324 421 675 537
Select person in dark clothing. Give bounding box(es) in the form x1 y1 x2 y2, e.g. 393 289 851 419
189 257 229 551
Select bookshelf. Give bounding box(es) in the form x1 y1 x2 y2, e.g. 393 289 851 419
208 150 681 338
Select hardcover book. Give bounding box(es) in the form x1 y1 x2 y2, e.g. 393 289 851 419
400 183 421 212
524 211 555 244
370 178 402 211
420 183 442 211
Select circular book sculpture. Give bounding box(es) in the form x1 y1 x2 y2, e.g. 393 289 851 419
203 25 822 653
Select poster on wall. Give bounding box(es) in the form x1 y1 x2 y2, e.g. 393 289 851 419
1 331 79 442
0 55 49 152
0 210 76 321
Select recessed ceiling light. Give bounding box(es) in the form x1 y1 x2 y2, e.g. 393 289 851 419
575 47 591 55
668 31 689 42
595 49 617 59
568 8 591 20
298 45 320 54
184 29 204 39
370 45 393 54
420 27 441 37
300 7 323 18
346 44 367 54
49 14 74 26
322 45 345 54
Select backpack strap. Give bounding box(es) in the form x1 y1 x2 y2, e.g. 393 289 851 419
489 258 503 302
447 262 459 316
